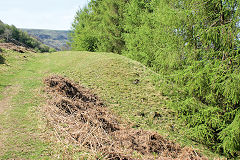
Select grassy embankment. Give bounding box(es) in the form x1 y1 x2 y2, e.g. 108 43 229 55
0 50 225 159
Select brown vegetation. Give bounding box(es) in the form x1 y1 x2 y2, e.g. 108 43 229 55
0 43 35 53
43 75 207 159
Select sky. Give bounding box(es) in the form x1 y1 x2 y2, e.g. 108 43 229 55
0 0 89 30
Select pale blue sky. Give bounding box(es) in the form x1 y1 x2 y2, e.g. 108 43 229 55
0 0 89 30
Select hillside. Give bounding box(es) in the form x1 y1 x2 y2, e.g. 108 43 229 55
0 0 239 159
21 29 70 51
0 20 53 53
70 0 240 158
0 49 226 159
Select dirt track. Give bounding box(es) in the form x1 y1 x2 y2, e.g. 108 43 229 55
44 75 207 159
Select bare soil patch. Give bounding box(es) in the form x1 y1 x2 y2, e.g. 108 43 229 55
43 75 207 159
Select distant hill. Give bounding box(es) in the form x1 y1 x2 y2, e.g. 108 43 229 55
0 20 53 53
21 29 70 51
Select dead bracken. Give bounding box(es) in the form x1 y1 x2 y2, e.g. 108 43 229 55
43 75 208 160
0 43 36 53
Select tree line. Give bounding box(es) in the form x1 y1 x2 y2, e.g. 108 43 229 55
0 20 55 52
70 0 240 157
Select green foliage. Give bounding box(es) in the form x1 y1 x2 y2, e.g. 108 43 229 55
0 23 5 35
70 0 240 157
169 60 240 157
123 0 185 71
219 111 240 156
70 0 127 53
70 8 98 52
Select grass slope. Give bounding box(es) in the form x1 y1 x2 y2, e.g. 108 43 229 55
0 51 225 159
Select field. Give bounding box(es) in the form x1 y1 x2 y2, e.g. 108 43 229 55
0 50 226 159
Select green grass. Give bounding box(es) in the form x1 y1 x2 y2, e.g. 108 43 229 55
0 50 226 159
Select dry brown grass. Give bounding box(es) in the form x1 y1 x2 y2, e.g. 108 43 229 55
43 75 208 160
0 43 36 53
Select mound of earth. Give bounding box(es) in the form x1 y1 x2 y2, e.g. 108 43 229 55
0 43 35 53
44 75 208 160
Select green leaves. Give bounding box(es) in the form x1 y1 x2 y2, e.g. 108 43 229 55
172 60 240 157
219 111 240 156
70 0 127 53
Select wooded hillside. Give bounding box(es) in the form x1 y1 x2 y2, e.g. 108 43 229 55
0 20 54 52
70 0 240 157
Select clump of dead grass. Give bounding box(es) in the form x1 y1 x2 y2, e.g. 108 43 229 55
43 75 208 160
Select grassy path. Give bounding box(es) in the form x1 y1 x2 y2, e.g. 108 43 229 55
0 51 222 159
0 51 84 159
